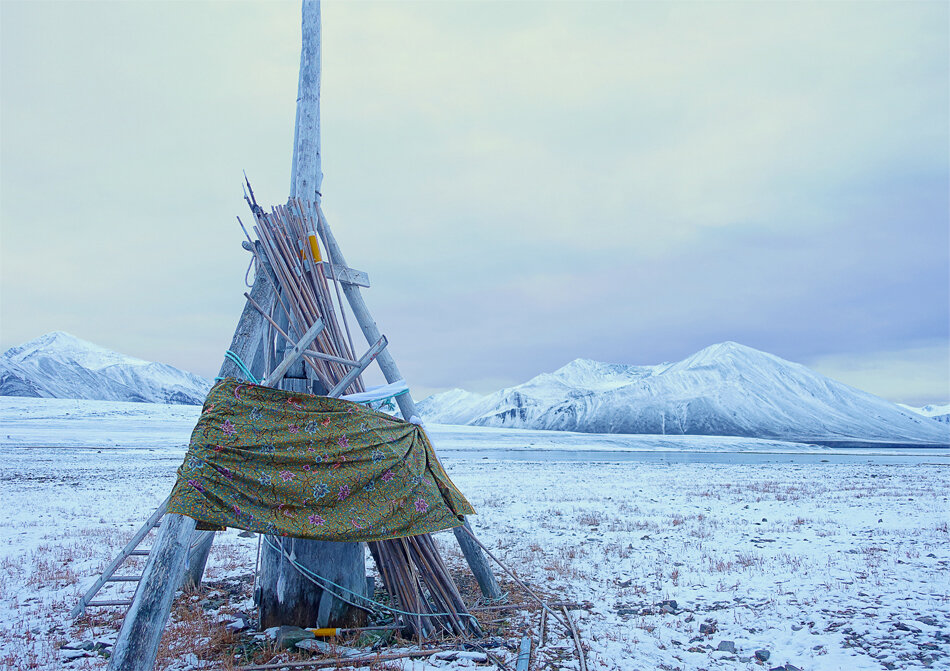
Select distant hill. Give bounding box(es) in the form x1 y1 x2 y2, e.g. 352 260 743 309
0 331 212 405
418 342 949 445
899 403 950 424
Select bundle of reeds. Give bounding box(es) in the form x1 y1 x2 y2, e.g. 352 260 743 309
240 191 479 640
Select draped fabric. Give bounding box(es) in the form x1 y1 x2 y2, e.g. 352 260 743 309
167 379 474 542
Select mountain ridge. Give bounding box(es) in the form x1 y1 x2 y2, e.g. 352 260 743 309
0 331 212 405
418 342 949 445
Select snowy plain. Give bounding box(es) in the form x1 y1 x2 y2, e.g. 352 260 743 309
0 397 948 670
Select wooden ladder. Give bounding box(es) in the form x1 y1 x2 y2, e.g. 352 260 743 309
71 496 213 617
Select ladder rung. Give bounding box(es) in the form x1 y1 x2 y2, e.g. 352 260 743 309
106 576 142 582
129 550 151 556
88 600 134 607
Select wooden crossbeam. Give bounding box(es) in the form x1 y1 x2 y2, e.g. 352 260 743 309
303 349 359 367
327 336 387 397
241 241 369 287
260 319 325 386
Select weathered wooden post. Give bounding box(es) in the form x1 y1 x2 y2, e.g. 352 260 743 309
257 0 368 630
108 514 197 670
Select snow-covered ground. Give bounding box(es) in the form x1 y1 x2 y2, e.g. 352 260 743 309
2 396 944 456
1 399 948 670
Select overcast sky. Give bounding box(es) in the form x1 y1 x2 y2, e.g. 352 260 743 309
2 1 948 405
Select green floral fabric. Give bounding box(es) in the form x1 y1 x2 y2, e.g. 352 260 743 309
167 379 474 542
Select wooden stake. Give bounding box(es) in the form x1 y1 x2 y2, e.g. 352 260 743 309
562 606 587 671
515 636 532 671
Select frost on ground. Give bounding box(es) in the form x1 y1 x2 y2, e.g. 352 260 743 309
0 433 947 669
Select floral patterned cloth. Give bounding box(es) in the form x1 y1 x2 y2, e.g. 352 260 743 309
167 379 474 542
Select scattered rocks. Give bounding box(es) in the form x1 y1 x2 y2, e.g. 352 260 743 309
181 653 212 669
277 625 314 649
433 651 488 662
660 599 678 613
917 615 939 627
717 640 737 654
226 615 251 632
295 639 362 657
755 648 770 661
699 622 717 635
200 597 226 610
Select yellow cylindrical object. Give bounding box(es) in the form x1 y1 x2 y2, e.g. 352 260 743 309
308 233 322 262
308 627 340 637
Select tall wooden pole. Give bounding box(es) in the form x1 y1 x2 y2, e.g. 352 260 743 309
258 0 368 631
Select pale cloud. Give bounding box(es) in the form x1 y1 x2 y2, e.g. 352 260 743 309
1 1 947 405
807 344 950 407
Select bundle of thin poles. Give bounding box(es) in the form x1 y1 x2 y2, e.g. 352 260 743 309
240 190 479 640
239 194 363 396
369 534 481 638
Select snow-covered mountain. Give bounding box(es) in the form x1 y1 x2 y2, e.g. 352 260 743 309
899 403 950 424
418 342 950 445
0 332 212 405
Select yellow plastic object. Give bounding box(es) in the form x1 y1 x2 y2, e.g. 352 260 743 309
308 627 341 637
308 233 322 262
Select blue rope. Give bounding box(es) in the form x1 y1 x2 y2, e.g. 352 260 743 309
215 350 259 384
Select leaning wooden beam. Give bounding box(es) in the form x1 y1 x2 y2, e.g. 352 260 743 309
327 336 387 397
260 319 326 386
107 513 197 671
455 518 503 602
182 530 215 589
303 349 358 367
562 606 588 671
236 647 452 671
319 261 369 287
315 205 501 601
